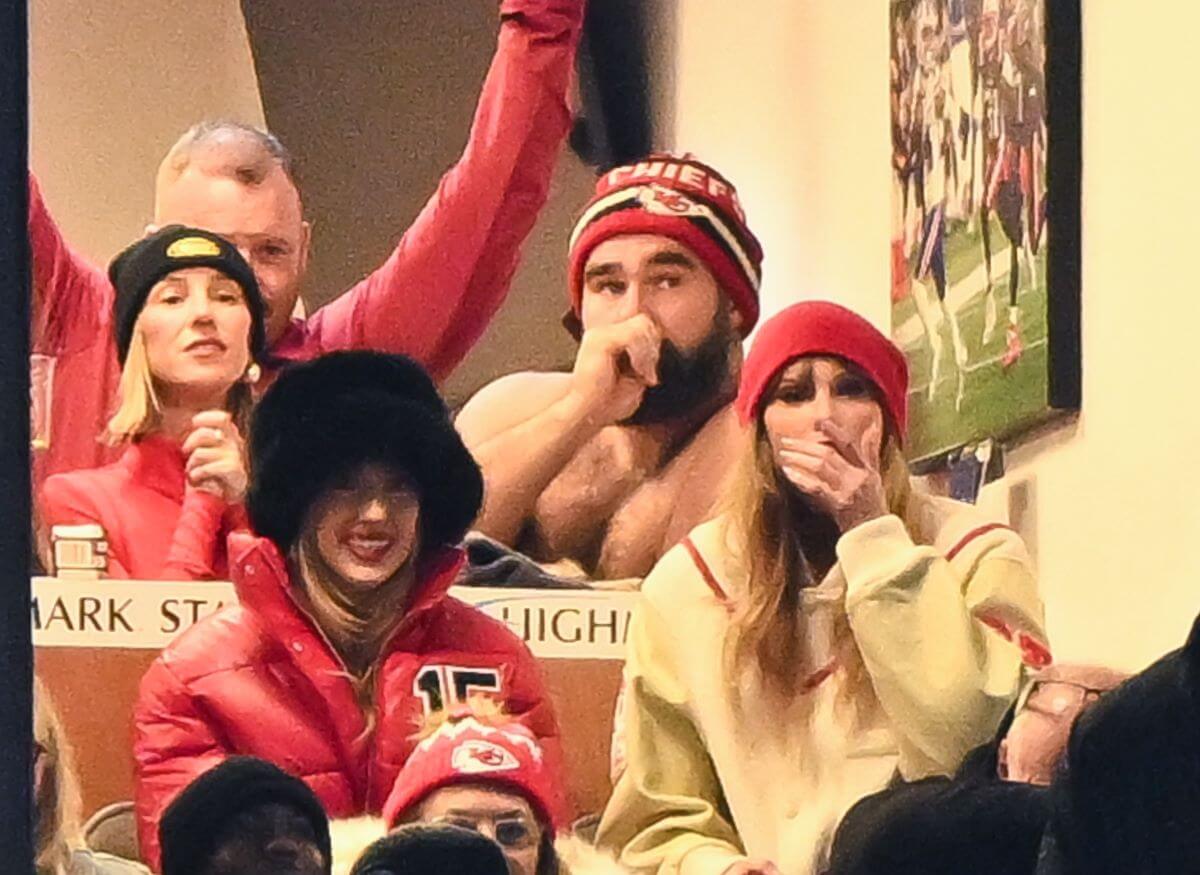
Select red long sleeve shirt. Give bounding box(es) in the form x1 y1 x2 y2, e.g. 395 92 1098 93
29 0 584 495
40 435 245 580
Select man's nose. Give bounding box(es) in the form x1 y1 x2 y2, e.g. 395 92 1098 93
616 281 646 320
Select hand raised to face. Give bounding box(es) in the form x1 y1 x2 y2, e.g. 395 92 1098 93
566 313 662 428
777 418 888 532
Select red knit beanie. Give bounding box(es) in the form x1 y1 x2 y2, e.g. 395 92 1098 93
736 301 910 439
382 714 568 835
567 153 764 336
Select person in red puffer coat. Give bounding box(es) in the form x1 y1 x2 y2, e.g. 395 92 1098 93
132 351 562 870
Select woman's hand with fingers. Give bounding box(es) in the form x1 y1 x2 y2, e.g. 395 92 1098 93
183 410 248 504
778 418 887 531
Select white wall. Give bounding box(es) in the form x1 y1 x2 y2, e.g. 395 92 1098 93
1004 1 1200 670
672 1 1200 671
672 0 892 329
30 0 265 266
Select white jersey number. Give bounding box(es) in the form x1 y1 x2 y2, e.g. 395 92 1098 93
414 664 502 714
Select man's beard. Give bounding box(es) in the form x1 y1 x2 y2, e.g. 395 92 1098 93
622 320 737 426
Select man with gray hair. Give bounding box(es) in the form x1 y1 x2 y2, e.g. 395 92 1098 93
29 0 585 492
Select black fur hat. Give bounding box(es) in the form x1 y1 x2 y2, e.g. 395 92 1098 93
247 351 483 554
349 824 509 875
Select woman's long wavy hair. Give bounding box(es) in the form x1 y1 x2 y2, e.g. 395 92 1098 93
34 678 83 875
292 491 423 738
723 359 913 703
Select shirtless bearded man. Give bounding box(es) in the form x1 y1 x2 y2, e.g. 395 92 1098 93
456 155 764 581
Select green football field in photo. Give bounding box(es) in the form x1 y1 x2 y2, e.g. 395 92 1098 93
893 215 1050 461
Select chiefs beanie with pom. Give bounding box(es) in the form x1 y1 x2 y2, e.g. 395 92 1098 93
567 153 764 335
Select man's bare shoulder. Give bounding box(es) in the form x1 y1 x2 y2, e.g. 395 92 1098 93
455 370 573 447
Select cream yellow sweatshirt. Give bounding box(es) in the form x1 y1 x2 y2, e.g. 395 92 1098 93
596 491 1047 875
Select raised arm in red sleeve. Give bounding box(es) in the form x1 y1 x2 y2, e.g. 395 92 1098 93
28 172 113 355
28 174 123 484
299 0 585 380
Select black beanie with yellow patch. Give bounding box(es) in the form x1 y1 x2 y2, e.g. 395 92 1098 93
108 224 266 364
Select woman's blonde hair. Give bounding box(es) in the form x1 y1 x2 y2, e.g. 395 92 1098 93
292 529 422 739
724 359 912 701
105 325 252 444
33 678 83 875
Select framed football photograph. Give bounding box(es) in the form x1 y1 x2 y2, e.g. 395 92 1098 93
888 0 1080 463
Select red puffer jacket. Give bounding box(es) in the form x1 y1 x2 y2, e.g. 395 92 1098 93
132 532 562 870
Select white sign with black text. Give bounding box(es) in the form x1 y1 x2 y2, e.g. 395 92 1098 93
31 578 637 660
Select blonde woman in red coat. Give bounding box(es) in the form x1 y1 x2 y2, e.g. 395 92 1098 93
41 226 265 580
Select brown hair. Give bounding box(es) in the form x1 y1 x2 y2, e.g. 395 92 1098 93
723 360 912 701
291 533 423 737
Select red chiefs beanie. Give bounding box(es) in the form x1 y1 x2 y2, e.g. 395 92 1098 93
736 301 910 439
382 715 568 835
568 153 764 336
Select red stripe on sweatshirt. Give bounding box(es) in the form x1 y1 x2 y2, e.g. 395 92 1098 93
682 537 729 605
946 523 1015 561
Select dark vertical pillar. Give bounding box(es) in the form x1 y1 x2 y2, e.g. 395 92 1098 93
1046 0 1082 409
572 0 654 170
0 0 33 864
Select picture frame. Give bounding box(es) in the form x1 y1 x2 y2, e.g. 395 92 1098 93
888 0 1081 463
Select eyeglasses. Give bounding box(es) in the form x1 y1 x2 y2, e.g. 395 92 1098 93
1018 679 1106 718
434 815 538 849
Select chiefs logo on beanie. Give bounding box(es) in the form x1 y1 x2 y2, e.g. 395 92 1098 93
452 739 521 773
568 153 764 336
382 714 568 835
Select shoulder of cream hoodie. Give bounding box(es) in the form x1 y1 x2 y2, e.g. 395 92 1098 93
596 488 1047 875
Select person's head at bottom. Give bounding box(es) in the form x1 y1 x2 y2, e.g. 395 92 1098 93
381 704 567 875
349 825 509 875
158 756 331 875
